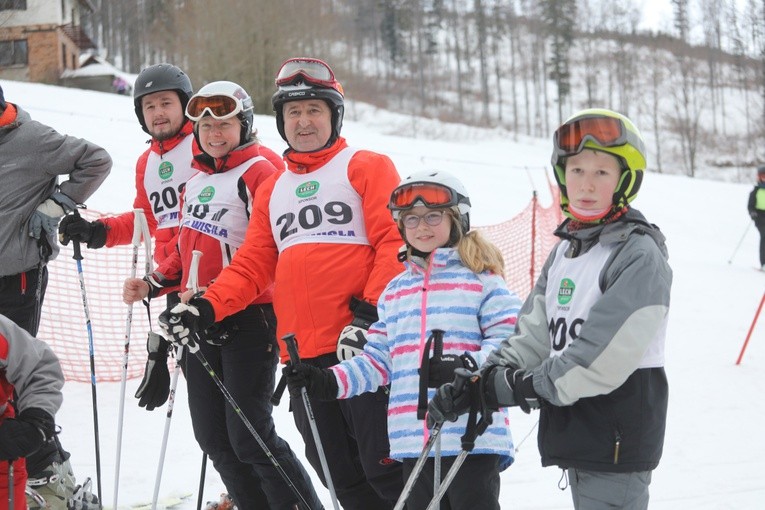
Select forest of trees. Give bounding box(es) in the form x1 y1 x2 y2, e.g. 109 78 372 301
81 0 765 180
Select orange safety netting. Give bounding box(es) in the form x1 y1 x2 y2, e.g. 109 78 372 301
39 194 563 383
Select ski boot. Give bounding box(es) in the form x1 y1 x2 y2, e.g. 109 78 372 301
26 458 77 510
69 478 99 510
204 493 237 510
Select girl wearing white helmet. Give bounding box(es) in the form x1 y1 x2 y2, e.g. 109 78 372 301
285 170 523 509
430 109 672 510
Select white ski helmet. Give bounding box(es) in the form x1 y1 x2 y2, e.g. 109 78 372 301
389 170 471 234
186 80 255 146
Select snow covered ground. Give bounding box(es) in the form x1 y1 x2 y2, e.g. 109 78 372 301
2 80 764 509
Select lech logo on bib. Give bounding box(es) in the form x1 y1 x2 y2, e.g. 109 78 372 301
198 186 215 203
296 181 320 198
558 278 575 305
158 161 174 180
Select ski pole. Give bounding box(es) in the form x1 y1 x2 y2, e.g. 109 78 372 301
196 452 207 510
162 290 313 507
114 209 148 510
283 333 340 510
728 221 752 264
425 369 491 510
186 345 312 508
393 368 471 510
431 332 445 510
153 250 201 510
71 234 103 508
189 252 208 510
8 460 13 510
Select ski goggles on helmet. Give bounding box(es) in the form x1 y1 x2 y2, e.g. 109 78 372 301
553 115 639 157
275 58 339 89
389 182 458 211
186 94 244 122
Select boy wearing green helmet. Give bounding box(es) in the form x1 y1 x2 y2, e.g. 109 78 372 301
428 109 672 509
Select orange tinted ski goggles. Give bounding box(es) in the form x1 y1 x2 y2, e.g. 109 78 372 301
389 182 457 211
554 116 629 155
186 94 243 122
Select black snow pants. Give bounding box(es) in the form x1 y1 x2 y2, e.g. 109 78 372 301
186 303 322 510
290 353 404 510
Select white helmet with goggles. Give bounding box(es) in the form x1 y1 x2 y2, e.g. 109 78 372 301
186 81 254 146
552 108 647 220
389 170 471 233
271 57 345 150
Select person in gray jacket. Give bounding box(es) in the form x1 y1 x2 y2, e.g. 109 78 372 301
0 313 65 505
0 83 110 509
429 109 671 510
0 83 111 334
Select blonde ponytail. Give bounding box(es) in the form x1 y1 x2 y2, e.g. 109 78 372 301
449 209 505 277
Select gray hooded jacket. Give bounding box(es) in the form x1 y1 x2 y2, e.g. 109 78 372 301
0 105 112 276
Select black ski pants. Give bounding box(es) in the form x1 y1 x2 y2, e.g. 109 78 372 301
290 353 404 510
755 216 765 266
0 265 47 337
400 454 501 510
186 303 322 510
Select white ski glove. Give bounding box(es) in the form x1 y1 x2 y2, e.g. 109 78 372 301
29 192 78 240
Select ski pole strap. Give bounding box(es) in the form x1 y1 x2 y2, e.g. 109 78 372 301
417 332 435 420
271 374 288 406
417 329 446 419
460 377 482 452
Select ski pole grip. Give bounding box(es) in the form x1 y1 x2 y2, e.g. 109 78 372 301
432 329 445 358
131 209 144 247
72 240 83 261
283 333 301 365
452 367 473 395
270 374 288 406
188 250 203 293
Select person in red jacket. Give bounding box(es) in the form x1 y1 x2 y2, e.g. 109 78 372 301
123 81 322 510
159 58 405 509
0 314 64 509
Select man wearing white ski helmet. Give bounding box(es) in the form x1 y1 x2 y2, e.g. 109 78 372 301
159 57 406 508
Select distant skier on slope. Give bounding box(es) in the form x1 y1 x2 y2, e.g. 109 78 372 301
747 165 765 270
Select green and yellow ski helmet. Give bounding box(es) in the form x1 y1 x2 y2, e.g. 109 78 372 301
552 108 647 218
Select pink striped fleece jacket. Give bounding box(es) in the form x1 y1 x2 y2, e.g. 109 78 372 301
330 247 523 468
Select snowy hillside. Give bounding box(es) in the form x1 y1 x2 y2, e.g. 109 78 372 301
1 79 763 509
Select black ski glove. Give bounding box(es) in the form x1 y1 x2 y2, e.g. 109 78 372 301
427 375 473 429
59 215 108 249
0 408 55 461
426 353 478 388
486 367 540 414
134 332 171 411
283 362 339 401
336 297 378 361
158 296 215 352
